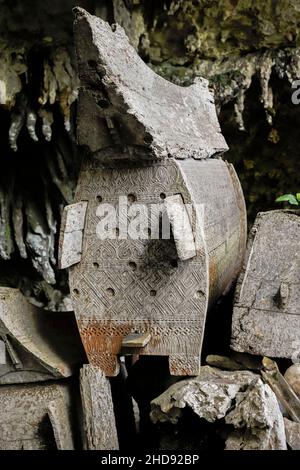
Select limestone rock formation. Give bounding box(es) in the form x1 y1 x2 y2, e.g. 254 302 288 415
150 366 287 450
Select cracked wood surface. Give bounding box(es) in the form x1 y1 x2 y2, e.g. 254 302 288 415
231 210 300 358
73 7 228 160
64 9 247 376
80 364 119 450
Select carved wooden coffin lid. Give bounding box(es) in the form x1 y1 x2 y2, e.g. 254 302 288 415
73 7 228 160
231 210 300 359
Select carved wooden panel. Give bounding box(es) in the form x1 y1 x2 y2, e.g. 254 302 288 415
69 158 246 376
0 381 74 449
231 210 300 359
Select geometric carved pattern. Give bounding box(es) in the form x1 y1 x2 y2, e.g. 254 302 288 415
69 157 246 376
69 10 247 377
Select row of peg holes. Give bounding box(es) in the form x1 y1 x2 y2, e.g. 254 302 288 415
72 286 156 298
73 287 202 299
75 192 174 301
92 259 177 271
96 193 166 203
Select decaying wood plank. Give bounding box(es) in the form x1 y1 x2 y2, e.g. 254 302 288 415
206 352 262 371
80 364 119 450
58 201 88 269
63 9 247 376
0 381 74 450
231 210 300 359
0 287 83 384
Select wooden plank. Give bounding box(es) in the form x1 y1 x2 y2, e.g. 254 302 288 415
261 357 300 423
231 210 300 358
80 364 119 450
122 332 151 348
47 398 75 450
58 201 87 269
164 194 196 261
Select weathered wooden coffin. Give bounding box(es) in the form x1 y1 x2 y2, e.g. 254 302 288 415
58 9 247 376
0 381 74 450
231 210 300 359
0 287 83 384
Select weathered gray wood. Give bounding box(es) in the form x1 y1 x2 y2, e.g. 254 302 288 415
73 8 228 161
47 398 75 450
150 365 286 450
64 9 247 376
0 287 83 384
151 366 258 424
231 210 300 359
164 194 196 261
58 201 88 269
69 158 246 376
80 364 119 450
0 381 74 450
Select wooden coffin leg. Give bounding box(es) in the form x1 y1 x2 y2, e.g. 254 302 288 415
168 354 200 376
89 353 120 377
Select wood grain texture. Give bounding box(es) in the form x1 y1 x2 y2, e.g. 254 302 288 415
69 158 245 376
122 332 151 348
164 194 196 261
0 287 83 384
80 364 119 450
0 381 74 450
64 9 247 376
261 357 300 423
58 201 87 269
231 210 300 358
73 8 228 160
